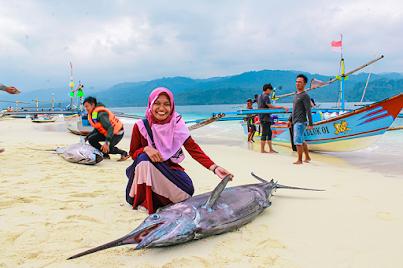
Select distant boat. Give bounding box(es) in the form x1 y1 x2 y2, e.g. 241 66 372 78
28 95 60 123
0 100 30 118
30 114 59 123
12 114 28 119
64 112 145 135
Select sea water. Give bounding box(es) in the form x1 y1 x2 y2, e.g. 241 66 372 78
323 117 403 177
112 103 403 177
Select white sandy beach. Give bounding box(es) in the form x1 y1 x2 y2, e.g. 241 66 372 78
1 117 403 268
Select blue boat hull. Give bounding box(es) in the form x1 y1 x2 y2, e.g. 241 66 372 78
242 92 403 152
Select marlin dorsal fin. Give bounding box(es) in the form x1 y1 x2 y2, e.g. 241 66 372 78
203 174 231 210
251 172 269 183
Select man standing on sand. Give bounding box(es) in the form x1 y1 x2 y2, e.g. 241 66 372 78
1 83 20 154
287 74 313 164
258 83 289 153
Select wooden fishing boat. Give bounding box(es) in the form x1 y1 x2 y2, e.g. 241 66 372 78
31 114 59 123
63 112 145 135
241 92 403 151
238 54 403 152
64 113 93 135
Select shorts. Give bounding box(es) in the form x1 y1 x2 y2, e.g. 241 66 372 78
260 121 272 141
247 119 256 132
293 122 308 145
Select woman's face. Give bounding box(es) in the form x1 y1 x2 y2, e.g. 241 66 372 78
152 93 171 121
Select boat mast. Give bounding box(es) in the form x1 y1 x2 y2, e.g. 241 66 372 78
69 62 75 110
339 34 345 110
340 58 345 110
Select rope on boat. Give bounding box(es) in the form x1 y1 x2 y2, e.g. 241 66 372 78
360 56 375 104
275 55 384 99
188 113 225 131
387 126 403 131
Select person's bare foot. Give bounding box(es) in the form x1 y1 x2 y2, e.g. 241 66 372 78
261 150 269 153
269 150 278 154
293 160 303 165
137 205 149 213
251 139 255 143
118 155 130 161
303 158 311 162
103 155 111 159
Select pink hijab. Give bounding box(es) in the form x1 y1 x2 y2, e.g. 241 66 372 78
136 87 190 163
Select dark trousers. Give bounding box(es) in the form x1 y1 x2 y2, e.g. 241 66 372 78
88 131 127 157
260 121 272 141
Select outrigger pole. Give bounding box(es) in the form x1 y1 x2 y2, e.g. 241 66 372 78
0 100 30 106
32 97 52 111
187 113 225 131
274 55 384 100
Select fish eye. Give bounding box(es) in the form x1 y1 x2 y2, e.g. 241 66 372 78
151 214 159 220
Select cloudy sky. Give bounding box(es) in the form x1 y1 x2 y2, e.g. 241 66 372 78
1 0 402 92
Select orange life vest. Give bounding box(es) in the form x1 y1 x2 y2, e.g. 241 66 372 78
88 106 123 136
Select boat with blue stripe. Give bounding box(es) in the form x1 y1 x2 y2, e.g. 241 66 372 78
238 55 403 152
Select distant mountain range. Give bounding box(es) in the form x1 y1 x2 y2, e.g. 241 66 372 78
2 70 403 108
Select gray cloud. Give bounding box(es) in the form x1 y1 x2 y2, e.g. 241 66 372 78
1 0 402 92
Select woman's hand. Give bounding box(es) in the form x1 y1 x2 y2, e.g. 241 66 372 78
144 146 163 162
210 165 234 180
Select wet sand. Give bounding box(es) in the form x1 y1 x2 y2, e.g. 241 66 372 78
1 118 403 268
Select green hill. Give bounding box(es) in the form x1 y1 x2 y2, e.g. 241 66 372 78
346 78 403 102
2 70 402 108
92 70 403 106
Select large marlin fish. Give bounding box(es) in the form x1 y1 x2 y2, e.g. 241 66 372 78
33 137 103 165
68 173 323 259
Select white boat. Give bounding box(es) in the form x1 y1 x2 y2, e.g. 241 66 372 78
31 114 59 123
64 113 93 135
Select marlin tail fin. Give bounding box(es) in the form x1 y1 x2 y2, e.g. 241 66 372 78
251 172 324 191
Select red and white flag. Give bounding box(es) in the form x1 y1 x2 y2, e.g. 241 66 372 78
331 40 342 53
